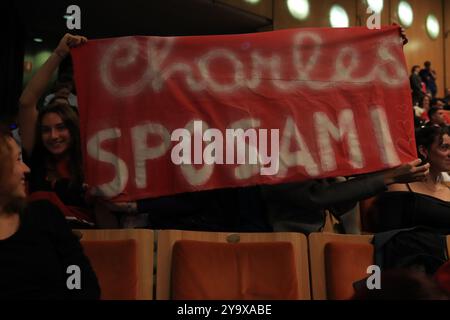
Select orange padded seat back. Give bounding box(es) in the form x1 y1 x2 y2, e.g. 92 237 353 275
171 240 299 300
324 241 374 300
82 239 138 300
359 197 378 233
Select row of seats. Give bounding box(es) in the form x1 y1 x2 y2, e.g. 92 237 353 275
77 229 450 300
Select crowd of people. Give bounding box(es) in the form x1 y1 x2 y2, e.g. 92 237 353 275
1 30 449 299
410 61 450 128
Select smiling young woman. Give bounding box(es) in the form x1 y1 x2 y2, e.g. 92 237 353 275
18 34 94 228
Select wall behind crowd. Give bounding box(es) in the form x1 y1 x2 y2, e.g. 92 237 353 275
395 0 445 98
224 0 450 97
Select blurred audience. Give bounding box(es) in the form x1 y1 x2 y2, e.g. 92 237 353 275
427 106 447 126
420 61 438 98
410 65 425 106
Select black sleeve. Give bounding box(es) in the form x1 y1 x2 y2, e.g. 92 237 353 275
137 192 202 214
410 75 423 93
262 174 387 212
306 175 387 212
39 202 101 299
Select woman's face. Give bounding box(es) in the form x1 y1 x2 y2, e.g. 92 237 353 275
41 112 71 155
0 138 30 201
423 97 431 110
423 134 450 172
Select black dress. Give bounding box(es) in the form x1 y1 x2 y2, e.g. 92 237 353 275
373 184 450 234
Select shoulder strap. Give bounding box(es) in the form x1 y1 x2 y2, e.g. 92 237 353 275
406 183 413 192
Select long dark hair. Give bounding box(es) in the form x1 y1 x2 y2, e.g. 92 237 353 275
35 103 84 187
0 124 13 190
415 125 450 163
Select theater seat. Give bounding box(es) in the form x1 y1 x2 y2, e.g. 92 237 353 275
77 229 153 300
309 233 374 300
359 197 378 233
82 239 138 300
156 230 310 300
172 240 298 300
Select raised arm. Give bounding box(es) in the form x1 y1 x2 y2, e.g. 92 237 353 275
262 159 429 212
18 33 87 155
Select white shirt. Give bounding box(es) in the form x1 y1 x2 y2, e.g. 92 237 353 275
44 93 78 107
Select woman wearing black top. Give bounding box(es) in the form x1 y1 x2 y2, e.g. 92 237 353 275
373 125 450 233
0 126 100 299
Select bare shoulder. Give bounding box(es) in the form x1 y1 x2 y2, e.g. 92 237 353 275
387 183 409 192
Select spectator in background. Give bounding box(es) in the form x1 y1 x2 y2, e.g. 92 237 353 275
444 88 450 101
414 95 432 123
443 88 450 108
431 98 446 108
420 61 437 98
44 77 78 108
410 65 425 106
427 106 447 126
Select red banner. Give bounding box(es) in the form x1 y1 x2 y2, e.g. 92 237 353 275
72 26 416 201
